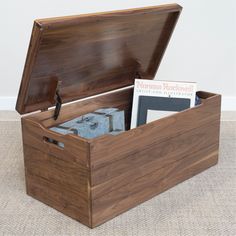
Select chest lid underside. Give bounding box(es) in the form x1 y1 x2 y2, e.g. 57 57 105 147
16 4 182 114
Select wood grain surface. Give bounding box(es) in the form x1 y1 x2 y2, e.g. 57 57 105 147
27 87 133 130
16 4 182 114
17 4 222 229
90 92 221 168
21 89 221 228
88 92 221 226
92 146 219 226
23 145 91 226
91 122 220 196
24 144 90 222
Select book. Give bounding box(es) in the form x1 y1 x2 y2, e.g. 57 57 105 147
137 96 191 126
131 79 197 128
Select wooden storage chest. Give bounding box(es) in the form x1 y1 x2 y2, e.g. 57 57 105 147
16 4 221 228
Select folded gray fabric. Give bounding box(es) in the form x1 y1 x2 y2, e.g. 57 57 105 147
94 108 125 131
49 107 125 141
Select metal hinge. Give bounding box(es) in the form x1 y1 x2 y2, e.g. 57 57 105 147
53 80 62 120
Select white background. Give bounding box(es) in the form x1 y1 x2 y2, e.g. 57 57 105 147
0 0 235 110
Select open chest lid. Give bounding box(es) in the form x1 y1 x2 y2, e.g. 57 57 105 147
16 4 182 115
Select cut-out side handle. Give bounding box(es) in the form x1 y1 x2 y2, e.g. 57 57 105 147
43 136 65 149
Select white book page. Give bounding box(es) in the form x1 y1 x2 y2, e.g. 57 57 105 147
146 110 177 123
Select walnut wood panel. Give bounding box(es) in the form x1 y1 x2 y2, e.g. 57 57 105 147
26 173 90 227
90 93 221 168
27 87 133 129
16 22 43 114
21 117 89 165
92 145 219 227
91 121 220 197
37 4 181 27
16 4 182 114
24 145 88 196
22 119 92 227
